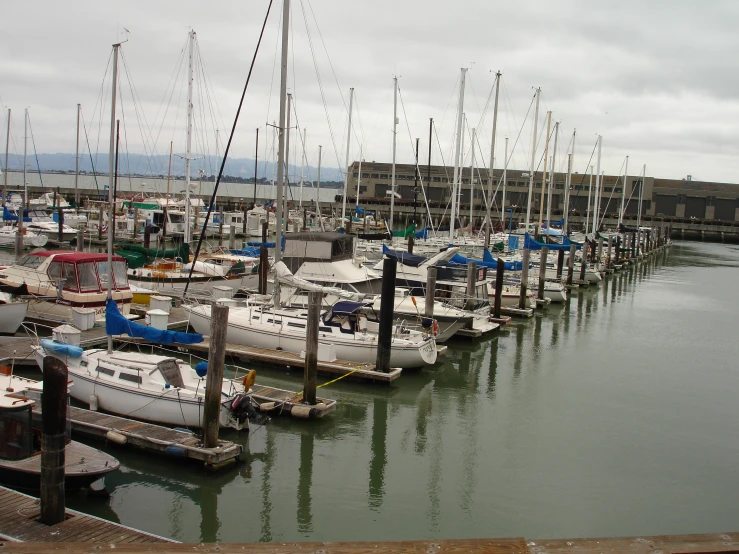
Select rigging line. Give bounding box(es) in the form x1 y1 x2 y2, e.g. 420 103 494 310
194 37 230 142
185 0 274 295
195 46 224 178
565 139 599 216
118 77 137 194
93 49 114 177
599 156 627 223
25 113 45 191
299 0 343 174
80 109 101 192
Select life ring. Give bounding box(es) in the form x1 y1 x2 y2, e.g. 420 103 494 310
242 369 256 390
432 320 440 337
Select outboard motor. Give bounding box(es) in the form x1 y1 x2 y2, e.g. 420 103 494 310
231 394 270 426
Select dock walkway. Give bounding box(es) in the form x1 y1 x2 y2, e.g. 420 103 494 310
0 485 174 545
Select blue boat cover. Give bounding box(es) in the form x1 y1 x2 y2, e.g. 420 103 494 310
508 235 520 251
523 233 581 251
415 227 429 239
451 251 524 271
230 247 261 257
3 206 32 222
382 244 427 267
41 338 83 358
105 299 203 344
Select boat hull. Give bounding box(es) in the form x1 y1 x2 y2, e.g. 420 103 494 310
0 300 28 335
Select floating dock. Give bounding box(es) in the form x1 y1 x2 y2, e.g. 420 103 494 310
0 485 174 545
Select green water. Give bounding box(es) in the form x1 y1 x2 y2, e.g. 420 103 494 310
13 242 739 542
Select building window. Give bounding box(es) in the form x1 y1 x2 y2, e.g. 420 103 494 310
358 185 368 193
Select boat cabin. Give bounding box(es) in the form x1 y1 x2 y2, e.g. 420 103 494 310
282 232 355 273
320 300 370 334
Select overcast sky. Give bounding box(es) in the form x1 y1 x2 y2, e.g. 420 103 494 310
1 0 738 184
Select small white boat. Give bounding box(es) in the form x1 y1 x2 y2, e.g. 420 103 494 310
0 291 28 335
0 226 48 248
34 347 258 431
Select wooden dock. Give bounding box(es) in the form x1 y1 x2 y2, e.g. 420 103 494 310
31 405 244 471
250 383 337 418
184 339 403 384
0 485 174 545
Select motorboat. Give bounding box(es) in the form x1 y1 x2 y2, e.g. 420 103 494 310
0 291 29 335
184 300 438 369
0 250 132 322
0 370 120 491
3 207 79 242
0 226 48 248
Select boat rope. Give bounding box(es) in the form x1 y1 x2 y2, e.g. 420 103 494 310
185 0 274 295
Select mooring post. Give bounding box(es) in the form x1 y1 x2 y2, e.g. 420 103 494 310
259 221 268 296
229 225 236 249
203 303 229 449
219 206 224 239
519 248 530 309
14 229 23 260
537 246 548 301
580 241 589 282
304 290 320 405
597 238 604 269
242 205 248 236
616 235 622 265
143 225 151 249
494 259 504 319
631 232 636 259
375 256 397 373
132 206 139 240
41 356 68 526
567 244 576 286
425 267 437 319
57 206 64 243
162 206 168 239
76 229 84 252
98 205 104 240
556 249 564 279
606 234 613 268
465 261 477 311
408 234 414 254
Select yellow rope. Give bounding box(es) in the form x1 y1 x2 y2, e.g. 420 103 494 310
317 365 368 388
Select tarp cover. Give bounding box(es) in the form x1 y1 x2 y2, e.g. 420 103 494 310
523 233 581 251
382 244 427 267
115 243 190 269
105 298 203 344
393 224 416 238
3 206 32 222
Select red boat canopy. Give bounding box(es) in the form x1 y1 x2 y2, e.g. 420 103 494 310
29 251 127 264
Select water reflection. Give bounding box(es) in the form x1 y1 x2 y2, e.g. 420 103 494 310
297 433 314 533
368 397 387 511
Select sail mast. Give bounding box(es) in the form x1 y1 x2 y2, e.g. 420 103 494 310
586 164 593 233
75 104 80 209
23 109 28 209
107 42 120 353
469 127 475 227
619 155 629 226
537 111 552 231
564 129 576 233
547 121 559 227
356 144 362 211
485 71 501 248
299 127 306 208
502 137 508 230
525 88 541 231
316 144 323 231
450 68 466 243
341 88 354 224
592 135 602 235
253 128 259 204
637 164 646 228
3 108 9 205
274 0 290 264
183 30 195 245
389 78 397 235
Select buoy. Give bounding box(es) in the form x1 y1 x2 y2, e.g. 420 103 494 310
105 430 127 445
165 445 188 458
291 405 312 419
89 394 99 411
259 402 276 411
242 369 257 390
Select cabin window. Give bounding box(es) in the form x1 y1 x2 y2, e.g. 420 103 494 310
97 366 115 377
78 262 100 291
47 261 62 282
16 255 44 269
112 261 128 287
169 214 184 223
119 373 142 384
319 326 332 333
62 263 79 291
96 261 111 289
287 322 305 329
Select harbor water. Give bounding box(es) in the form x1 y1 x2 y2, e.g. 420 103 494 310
6 241 739 543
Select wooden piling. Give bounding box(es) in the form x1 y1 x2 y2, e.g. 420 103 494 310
229 226 236 249
606 234 613 268
98 205 104 240
408 234 414 254
537 246 548 301
424 267 437 318
143 225 151 249
597 238 603 267
242 205 248 236
219 207 224 238
375 256 397 373
14 228 23 260
493 259 504 320
615 235 622 265
556 249 564 279
76 230 84 252
518 248 530 309
631 232 636 258
259 221 268 296
465 261 477 311
133 206 139 239
57 207 64 243
303 291 321 405
40 356 68 526
202 303 229 449
580 241 588 282
566 244 575 287
162 206 168 239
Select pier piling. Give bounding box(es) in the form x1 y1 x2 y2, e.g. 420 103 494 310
425 267 437 319
76 230 84 252
376 256 397 373
303 291 321 405
537 246 548 301
259 221 268 295
556 249 564 279
466 261 477 311
202 303 229 449
57 207 64 243
580 242 588 282
519 248 530 309
493 259 504 320
40 356 68 526
133 206 139 239
606 234 613 268
566 244 575 287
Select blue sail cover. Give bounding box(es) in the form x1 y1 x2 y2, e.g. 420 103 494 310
3 206 32 222
105 299 203 344
382 244 427 267
415 227 429 239
450 250 524 271
523 233 581 251
230 247 261 257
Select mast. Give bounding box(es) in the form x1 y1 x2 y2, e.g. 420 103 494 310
457 114 465 224
107 42 120 353
525 88 541 231
427 119 433 233
75 104 80 208
485 71 501 249
450 68 467 243
547 121 559 227
389 79 397 234
274 0 289 265
619 155 629 226
23 109 28 208
253 128 259 205
3 108 9 206
564 129 576 233
183 30 195 245
413 138 419 224
502 137 508 231
586 165 593 233
537 111 551 231
284 93 292 230
637 164 645 228
316 144 323 230
356 144 362 210
592 135 602 235
299 127 306 208
341 88 354 223
166 141 173 204
469 127 476 227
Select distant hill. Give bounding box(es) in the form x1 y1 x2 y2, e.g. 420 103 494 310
2 153 345 183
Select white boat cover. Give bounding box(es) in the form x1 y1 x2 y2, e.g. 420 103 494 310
272 261 363 301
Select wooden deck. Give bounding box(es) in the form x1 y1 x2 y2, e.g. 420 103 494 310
184 339 403 384
250 383 336 418
32 406 243 471
0 485 173 545
1 532 736 552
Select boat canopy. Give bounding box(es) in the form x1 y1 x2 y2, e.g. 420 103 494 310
2 206 32 222
283 232 354 261
272 261 364 301
381 245 427 267
105 298 203 345
115 243 190 270
322 300 371 324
